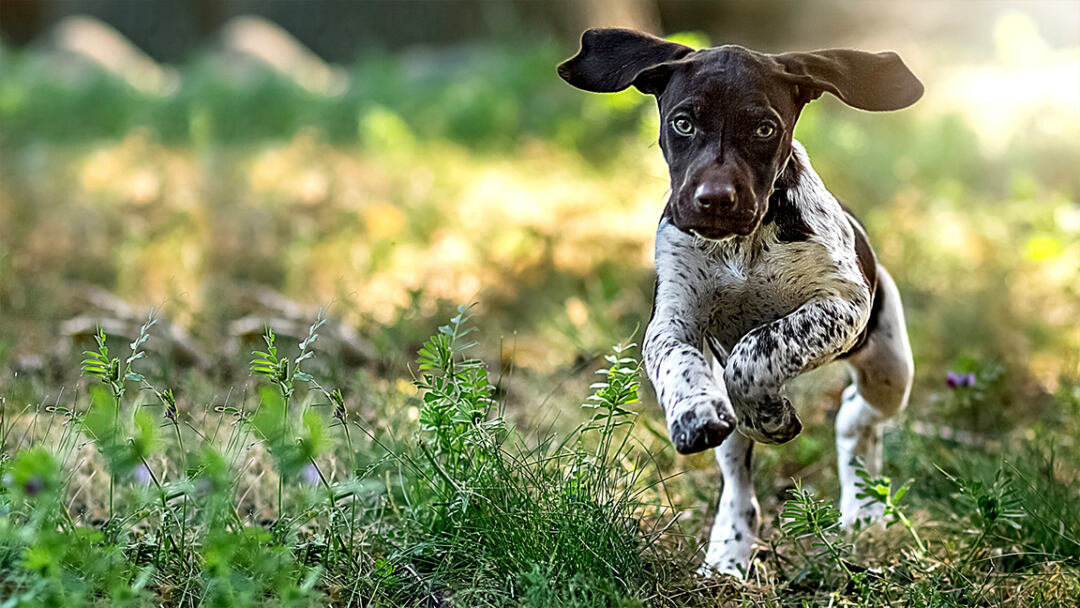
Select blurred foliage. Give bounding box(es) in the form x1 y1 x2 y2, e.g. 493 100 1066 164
0 43 648 154
2 38 1078 399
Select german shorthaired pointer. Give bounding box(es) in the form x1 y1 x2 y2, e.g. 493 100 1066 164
559 29 921 575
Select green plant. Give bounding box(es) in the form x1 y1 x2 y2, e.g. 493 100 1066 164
357 305 689 605
780 478 853 581
855 467 926 555
248 316 325 523
79 311 159 525
940 465 1025 570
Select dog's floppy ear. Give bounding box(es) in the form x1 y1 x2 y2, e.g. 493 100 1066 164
772 49 923 111
558 28 694 94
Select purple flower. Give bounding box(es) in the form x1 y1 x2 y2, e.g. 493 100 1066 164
24 476 44 496
946 371 976 389
132 463 153 485
300 463 320 485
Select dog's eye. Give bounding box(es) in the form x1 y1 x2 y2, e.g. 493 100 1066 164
754 122 777 139
671 117 694 136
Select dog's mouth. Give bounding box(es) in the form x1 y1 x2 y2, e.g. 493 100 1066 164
687 227 734 242
677 212 762 241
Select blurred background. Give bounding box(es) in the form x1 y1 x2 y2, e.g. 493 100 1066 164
0 0 1078 490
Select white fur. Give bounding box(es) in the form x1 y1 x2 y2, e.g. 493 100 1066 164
642 140 914 575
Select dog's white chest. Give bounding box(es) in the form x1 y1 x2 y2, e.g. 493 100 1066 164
705 242 821 349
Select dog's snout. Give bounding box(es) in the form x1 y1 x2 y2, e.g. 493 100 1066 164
694 182 736 209
676 162 763 238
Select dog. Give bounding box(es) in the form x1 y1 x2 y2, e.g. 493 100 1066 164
558 29 920 576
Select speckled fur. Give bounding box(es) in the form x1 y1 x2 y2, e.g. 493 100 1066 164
557 29 920 578
645 141 871 446
643 141 914 575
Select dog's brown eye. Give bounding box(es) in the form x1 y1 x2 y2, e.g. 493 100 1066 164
755 123 776 139
671 117 694 136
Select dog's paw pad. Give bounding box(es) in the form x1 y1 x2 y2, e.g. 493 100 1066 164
670 399 734 454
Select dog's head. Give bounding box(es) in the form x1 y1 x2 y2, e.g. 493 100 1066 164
558 29 922 239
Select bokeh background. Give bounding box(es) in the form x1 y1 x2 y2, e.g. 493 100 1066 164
1 0 1078 530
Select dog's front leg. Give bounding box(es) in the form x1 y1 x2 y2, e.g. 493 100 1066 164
643 234 735 454
725 295 870 444
644 299 735 454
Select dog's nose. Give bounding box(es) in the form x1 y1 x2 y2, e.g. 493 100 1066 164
695 182 736 209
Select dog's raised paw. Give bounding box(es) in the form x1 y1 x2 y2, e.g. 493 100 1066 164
737 395 802 445
669 396 735 454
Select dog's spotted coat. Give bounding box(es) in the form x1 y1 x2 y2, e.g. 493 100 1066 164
559 29 919 576
646 141 872 447
645 142 914 573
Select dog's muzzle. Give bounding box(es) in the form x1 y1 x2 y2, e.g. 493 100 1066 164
673 181 763 239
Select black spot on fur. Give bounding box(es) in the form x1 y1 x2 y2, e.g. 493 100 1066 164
706 338 727 365
763 175 813 242
756 331 778 357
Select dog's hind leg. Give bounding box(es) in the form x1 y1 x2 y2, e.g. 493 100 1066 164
836 265 914 528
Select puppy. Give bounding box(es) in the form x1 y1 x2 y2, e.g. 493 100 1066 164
559 29 920 575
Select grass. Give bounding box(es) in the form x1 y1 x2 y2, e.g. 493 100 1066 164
0 306 682 606
1 305 1078 606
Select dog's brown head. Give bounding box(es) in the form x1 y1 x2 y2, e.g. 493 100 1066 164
558 29 922 240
